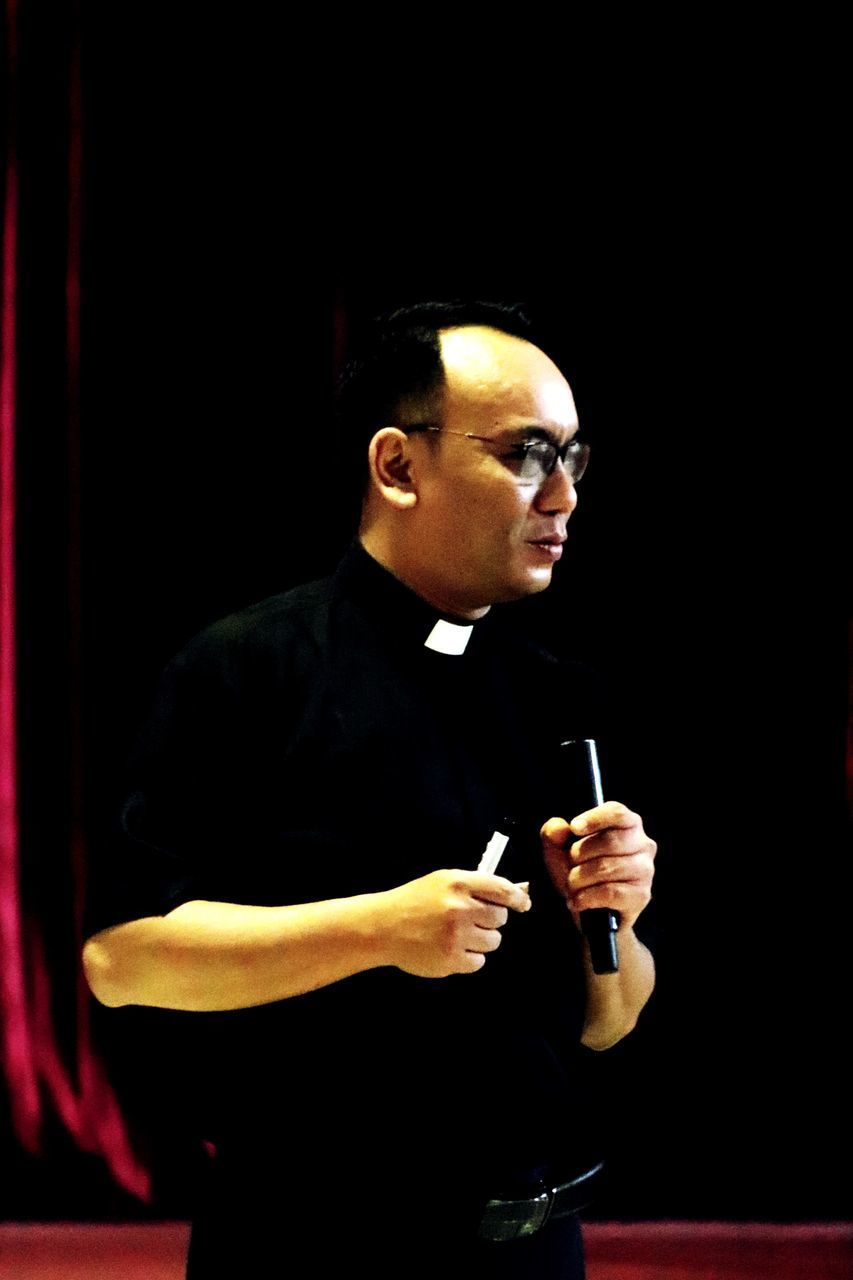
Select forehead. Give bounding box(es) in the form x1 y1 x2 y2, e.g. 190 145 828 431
438 326 577 432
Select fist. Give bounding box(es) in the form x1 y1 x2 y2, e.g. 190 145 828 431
380 869 532 978
540 802 656 933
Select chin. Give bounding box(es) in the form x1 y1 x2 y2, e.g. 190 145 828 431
496 570 553 603
524 573 553 596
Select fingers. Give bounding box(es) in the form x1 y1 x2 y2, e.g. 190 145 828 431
571 880 651 932
386 869 532 980
541 804 657 864
570 802 644 837
473 902 509 930
540 816 573 847
569 853 655 900
572 827 656 861
571 879 645 912
468 928 504 955
566 846 653 930
540 804 656 932
460 877 528 969
466 873 532 914
542 803 642 841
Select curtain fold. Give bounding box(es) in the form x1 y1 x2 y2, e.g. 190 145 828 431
1 0 41 1154
1 0 149 1204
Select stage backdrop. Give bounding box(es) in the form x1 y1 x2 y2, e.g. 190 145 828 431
1 3 848 1224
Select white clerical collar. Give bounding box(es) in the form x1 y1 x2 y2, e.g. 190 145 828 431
424 617 475 656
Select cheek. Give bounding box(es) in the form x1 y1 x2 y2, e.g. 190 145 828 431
479 492 533 544
421 471 530 548
465 475 530 525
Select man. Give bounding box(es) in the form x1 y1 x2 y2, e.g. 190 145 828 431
83 301 656 1278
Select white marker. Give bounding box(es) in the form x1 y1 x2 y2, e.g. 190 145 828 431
477 830 510 876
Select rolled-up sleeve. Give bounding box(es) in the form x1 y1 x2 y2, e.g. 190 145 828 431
85 630 244 937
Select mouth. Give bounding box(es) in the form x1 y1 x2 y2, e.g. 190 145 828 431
526 538 565 561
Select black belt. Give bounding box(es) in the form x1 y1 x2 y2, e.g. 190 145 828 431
477 1161 604 1243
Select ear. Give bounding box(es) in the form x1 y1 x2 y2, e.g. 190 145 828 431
367 428 419 511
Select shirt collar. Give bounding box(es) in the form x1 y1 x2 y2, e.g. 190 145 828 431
334 540 484 657
423 617 474 655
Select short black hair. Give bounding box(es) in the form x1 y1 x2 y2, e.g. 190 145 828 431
337 300 539 493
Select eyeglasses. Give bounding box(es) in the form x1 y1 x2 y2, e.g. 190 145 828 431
403 424 590 486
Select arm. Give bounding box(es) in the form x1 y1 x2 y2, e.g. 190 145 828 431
82 870 532 1012
540 802 657 1050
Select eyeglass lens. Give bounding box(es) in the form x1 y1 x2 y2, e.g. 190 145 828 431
517 440 589 484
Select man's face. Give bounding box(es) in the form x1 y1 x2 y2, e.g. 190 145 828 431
406 326 580 617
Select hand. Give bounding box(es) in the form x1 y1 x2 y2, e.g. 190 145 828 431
378 869 532 978
540 802 656 934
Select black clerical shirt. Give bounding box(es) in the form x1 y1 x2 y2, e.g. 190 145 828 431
92 540 615 1229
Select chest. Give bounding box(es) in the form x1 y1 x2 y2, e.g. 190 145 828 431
235 639 570 900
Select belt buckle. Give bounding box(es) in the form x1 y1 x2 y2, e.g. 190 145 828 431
479 1179 553 1243
517 1181 552 1238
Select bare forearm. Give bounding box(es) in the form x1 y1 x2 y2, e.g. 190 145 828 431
82 869 533 1012
580 926 655 1050
82 896 388 1012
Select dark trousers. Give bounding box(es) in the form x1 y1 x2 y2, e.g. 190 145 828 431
187 1210 585 1279
185 1156 585 1279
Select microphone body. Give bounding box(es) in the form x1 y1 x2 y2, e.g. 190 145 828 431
560 738 619 974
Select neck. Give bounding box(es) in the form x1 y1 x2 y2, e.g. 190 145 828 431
358 527 491 622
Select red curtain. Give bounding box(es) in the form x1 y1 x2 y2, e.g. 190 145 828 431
1 0 148 1203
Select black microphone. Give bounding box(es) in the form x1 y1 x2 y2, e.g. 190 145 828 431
560 738 619 974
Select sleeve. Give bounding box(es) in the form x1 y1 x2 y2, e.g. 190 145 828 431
84 629 245 937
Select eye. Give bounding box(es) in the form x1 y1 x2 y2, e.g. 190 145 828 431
502 440 551 477
504 440 548 461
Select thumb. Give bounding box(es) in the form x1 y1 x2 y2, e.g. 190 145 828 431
539 818 574 903
540 816 573 848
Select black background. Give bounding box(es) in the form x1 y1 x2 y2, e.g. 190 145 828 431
6 7 849 1223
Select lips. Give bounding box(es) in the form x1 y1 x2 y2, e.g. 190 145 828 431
527 537 564 560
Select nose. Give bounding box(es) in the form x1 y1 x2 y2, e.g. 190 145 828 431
534 457 578 516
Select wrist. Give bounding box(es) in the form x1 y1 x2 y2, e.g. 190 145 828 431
345 890 397 971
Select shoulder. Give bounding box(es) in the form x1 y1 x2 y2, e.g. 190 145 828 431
167 573 336 690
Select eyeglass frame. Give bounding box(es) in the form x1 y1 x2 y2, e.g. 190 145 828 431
401 423 591 485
